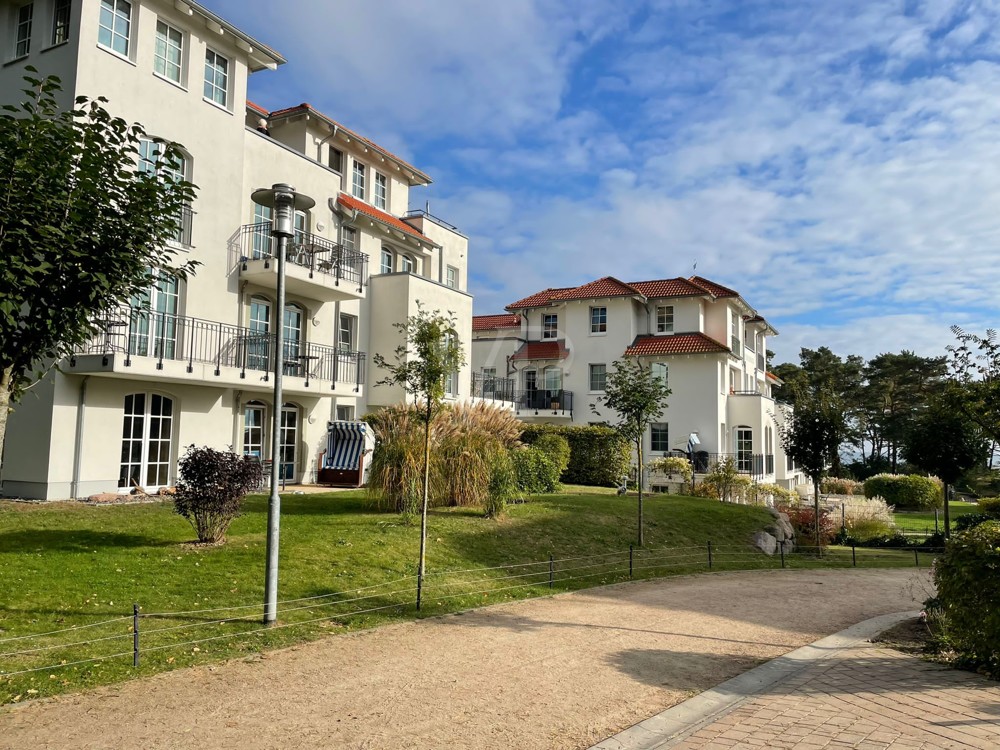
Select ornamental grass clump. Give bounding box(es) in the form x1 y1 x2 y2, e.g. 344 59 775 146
173 445 264 544
365 404 425 516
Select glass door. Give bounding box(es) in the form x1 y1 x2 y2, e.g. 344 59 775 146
129 273 178 359
247 297 271 373
243 402 265 458
283 304 302 376
252 203 272 260
279 404 298 481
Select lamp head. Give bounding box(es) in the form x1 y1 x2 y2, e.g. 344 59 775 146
250 183 316 238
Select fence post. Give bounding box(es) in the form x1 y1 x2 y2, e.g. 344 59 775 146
629 545 634 579
852 545 856 567
914 548 919 567
935 509 939 533
780 541 785 569
549 555 554 589
707 540 713 570
133 603 140 668
841 503 846 532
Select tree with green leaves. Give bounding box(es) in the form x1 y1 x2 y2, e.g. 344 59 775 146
594 357 671 546
904 388 987 537
948 327 1000 451
776 392 846 549
0 71 196 464
372 305 464 609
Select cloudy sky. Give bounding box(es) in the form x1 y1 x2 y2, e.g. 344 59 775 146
207 0 1000 364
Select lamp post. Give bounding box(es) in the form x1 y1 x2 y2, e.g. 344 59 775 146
250 183 315 625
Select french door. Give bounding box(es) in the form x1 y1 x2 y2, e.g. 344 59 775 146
247 296 271 372
279 404 298 481
130 273 179 359
119 393 174 491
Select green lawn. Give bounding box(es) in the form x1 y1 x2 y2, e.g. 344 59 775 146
0 488 925 704
892 500 979 535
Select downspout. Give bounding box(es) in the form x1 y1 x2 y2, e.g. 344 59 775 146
70 376 90 499
237 280 248 328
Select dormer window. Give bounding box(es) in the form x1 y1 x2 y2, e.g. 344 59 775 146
542 314 558 339
656 305 674 333
374 172 387 210
352 160 366 201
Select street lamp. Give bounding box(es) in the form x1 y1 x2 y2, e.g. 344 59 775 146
250 183 315 625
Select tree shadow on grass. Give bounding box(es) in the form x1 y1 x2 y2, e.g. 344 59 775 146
0 529 172 553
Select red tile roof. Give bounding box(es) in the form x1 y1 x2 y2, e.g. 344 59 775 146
629 278 708 298
473 314 520 331
246 100 268 115
688 276 738 298
267 103 431 184
337 193 435 246
506 288 575 311
510 341 569 361
625 333 730 356
552 276 640 302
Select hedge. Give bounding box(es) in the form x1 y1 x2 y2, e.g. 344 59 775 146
863 473 943 510
520 424 630 487
933 521 1000 676
511 446 561 495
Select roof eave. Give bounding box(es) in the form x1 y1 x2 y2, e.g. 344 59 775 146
187 1 285 70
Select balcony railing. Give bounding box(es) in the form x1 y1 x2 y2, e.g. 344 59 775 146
70 307 365 391
471 372 516 403
691 452 772 480
513 389 573 416
233 222 369 291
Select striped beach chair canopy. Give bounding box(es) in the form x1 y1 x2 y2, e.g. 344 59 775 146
324 421 369 470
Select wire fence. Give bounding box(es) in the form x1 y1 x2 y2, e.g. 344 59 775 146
0 541 941 686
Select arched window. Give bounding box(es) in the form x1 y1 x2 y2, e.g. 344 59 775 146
380 248 393 274
119 392 174 490
400 254 414 273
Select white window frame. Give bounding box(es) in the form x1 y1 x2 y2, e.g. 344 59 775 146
590 306 607 334
119 392 174 491
656 305 674 334
14 2 33 58
446 265 458 289
589 363 606 392
335 405 355 421
542 314 558 340
338 313 356 352
352 160 366 201
374 171 387 210
243 401 266 459
652 361 668 389
203 48 230 108
400 254 414 274
98 0 131 58
380 248 393 274
342 226 357 253
51 0 70 46
154 19 184 85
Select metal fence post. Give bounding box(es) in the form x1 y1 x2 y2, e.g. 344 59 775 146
707 540 713 570
852 545 856 567
629 545 634 580
780 541 785 569
935 509 939 533
548 555 554 589
914 548 919 567
133 603 140 668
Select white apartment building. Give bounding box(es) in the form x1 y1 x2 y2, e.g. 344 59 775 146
472 276 805 489
0 0 473 499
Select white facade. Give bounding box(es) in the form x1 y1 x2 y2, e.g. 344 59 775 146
0 0 472 499
472 277 806 489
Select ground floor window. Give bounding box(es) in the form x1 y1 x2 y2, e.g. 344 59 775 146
244 401 265 458
651 423 669 453
736 426 753 472
279 403 298 481
119 393 174 490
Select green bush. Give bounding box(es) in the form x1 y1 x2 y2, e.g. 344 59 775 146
520 425 629 487
933 521 1000 676
863 473 943 510
977 497 1000 517
484 450 518 518
511 446 561 495
532 433 571 477
821 477 862 495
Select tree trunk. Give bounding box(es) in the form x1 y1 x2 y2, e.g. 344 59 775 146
416 395 432 610
636 438 644 547
943 482 951 540
814 477 821 551
0 365 12 475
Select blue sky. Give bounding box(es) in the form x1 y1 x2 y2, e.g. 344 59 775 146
207 0 1000 364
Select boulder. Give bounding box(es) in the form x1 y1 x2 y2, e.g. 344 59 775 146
85 493 124 504
752 530 778 555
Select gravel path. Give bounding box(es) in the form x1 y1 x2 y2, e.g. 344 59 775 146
0 568 932 750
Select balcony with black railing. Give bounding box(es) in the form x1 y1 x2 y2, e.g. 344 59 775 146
690 452 774 480
471 372 516 403
513 389 574 418
231 222 369 301
69 307 365 393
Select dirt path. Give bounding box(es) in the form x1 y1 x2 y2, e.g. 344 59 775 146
0 569 931 750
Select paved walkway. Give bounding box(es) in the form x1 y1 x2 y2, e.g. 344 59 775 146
592 612 1000 750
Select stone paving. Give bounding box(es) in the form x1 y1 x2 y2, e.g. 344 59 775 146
593 613 1000 750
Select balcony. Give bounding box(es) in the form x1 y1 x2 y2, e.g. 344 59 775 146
513 389 574 418
471 372 516 404
231 223 369 302
68 307 365 394
691 452 774 480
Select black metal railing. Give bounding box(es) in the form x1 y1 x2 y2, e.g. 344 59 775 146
513 389 573 416
731 389 764 396
234 222 369 291
471 372 516 402
691 452 768 480
69 307 366 391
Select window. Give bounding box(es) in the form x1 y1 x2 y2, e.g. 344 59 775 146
590 306 607 334
204 49 229 107
736 426 752 472
98 0 130 57
482 366 497 397
247 296 270 372
328 147 343 173
400 254 413 273
15 3 33 58
651 361 668 388
656 305 674 333
154 20 183 83
443 331 458 396
51 0 70 45
252 203 272 259
542 314 558 339
342 227 356 253
243 402 265 458
338 313 355 352
651 423 669 453
374 172 387 210
446 266 458 289
589 363 606 392
128 270 178 359
119 393 173 490
543 366 562 393
279 404 298 481
283 304 303 376
380 248 393 274
731 313 741 353
138 138 189 245
352 160 366 200
293 210 308 247
336 405 355 421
